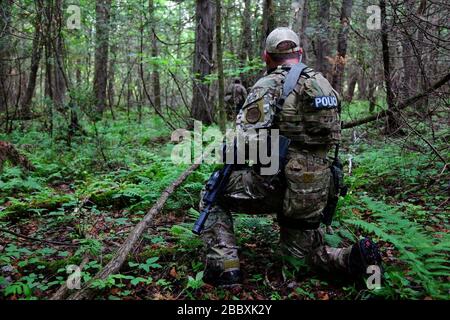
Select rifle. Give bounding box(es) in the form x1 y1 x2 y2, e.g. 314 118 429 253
192 163 233 235
322 144 348 232
192 135 291 235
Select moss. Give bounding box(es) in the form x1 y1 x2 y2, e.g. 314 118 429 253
1 195 74 221
40 256 83 273
88 188 140 209
1 189 142 221
137 246 177 261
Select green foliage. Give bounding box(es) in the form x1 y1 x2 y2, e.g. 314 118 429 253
91 274 136 290
4 282 34 300
281 255 309 280
343 196 450 299
2 272 57 300
75 239 103 257
294 287 315 300
341 100 380 123
167 224 203 251
1 107 448 300
236 215 272 231
129 257 162 272
155 278 173 291
186 271 204 290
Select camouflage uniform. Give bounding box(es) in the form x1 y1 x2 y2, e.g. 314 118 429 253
200 28 353 278
224 80 248 120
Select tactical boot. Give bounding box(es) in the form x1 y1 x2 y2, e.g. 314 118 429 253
203 268 242 287
348 237 383 279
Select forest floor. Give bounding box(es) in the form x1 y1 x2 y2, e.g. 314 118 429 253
0 104 449 300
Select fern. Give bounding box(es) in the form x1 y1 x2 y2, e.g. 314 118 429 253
343 196 450 299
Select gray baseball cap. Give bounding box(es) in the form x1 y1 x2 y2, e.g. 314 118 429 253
265 27 300 53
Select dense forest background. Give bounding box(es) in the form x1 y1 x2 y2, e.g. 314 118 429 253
0 0 449 300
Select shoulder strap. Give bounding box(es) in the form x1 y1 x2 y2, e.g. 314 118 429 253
276 62 308 113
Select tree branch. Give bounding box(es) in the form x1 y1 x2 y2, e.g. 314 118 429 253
65 162 200 300
0 228 77 246
397 110 448 166
342 72 450 129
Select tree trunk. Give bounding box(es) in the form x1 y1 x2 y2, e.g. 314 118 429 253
76 59 82 86
107 43 116 119
106 4 116 119
216 0 226 132
192 0 215 124
0 0 12 113
52 0 67 111
139 26 176 130
261 0 275 54
93 0 111 116
20 2 43 116
223 6 234 56
291 0 309 63
299 0 309 63
400 0 417 99
332 0 353 94
380 0 400 133
415 0 430 112
367 69 377 113
357 71 367 100
345 70 357 103
149 0 161 112
315 0 331 78
240 0 252 64
44 42 53 101
40 0 67 114
239 0 252 88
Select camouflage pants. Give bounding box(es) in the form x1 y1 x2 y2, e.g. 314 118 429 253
225 102 241 121
199 151 352 275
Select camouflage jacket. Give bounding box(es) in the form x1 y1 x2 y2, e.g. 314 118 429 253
236 64 341 150
225 83 248 106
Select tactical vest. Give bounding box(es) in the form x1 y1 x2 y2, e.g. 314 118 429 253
274 67 341 147
237 65 341 156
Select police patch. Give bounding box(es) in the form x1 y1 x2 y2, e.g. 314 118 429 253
313 96 338 109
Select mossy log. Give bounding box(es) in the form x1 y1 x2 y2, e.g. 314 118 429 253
0 141 35 172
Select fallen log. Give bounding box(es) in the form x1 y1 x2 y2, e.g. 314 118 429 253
50 255 90 300
342 72 450 129
0 141 35 172
66 162 200 300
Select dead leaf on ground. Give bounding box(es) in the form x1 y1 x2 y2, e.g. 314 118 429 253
169 267 178 278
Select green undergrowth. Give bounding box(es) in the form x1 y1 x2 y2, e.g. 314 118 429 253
0 113 212 220
332 130 449 299
0 108 448 300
